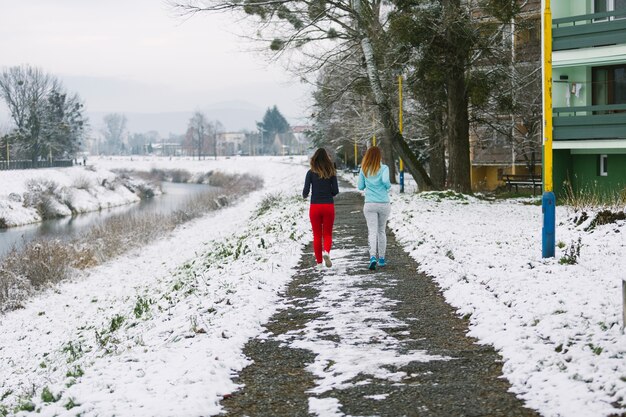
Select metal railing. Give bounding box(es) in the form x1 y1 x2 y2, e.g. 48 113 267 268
553 9 626 27
0 160 74 171
554 103 626 116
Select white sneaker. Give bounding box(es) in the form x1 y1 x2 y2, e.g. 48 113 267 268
315 263 324 271
322 251 332 267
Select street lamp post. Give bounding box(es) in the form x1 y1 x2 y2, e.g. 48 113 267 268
398 75 405 193
542 0 555 258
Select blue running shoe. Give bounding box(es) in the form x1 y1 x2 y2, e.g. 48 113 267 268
378 258 386 267
368 256 377 270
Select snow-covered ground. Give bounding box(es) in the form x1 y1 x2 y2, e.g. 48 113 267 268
0 156 311 416
386 190 626 417
0 156 624 417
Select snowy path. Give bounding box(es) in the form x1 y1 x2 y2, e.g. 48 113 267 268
221 190 539 416
0 157 311 416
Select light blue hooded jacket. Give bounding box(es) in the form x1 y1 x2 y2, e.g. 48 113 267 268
357 164 391 203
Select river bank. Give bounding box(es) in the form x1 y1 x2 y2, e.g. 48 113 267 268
0 165 160 229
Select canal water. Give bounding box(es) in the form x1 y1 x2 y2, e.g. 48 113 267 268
0 182 212 260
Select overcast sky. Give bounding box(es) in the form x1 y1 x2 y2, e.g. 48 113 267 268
0 0 312 129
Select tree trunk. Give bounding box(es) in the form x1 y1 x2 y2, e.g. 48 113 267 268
359 36 435 191
446 69 471 193
443 0 472 194
428 109 447 189
380 137 397 184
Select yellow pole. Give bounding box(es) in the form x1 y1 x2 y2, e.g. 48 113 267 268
372 113 376 146
542 0 555 258
398 75 404 171
543 0 553 192
398 75 405 193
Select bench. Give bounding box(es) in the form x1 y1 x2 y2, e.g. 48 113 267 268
502 174 542 195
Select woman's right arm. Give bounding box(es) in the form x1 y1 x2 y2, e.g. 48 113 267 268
302 170 311 198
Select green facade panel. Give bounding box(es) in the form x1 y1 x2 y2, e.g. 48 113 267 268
570 153 626 194
553 149 573 198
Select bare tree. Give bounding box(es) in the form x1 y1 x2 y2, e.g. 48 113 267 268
0 65 61 161
213 120 223 160
101 113 127 155
171 0 436 190
186 112 210 160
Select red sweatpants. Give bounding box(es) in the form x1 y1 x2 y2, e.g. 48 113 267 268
309 203 335 264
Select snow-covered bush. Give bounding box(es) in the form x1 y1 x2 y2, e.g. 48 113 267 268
23 179 71 220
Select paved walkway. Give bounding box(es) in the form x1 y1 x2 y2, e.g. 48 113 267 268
222 190 539 416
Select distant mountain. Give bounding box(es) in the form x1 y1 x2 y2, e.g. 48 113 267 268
87 103 266 136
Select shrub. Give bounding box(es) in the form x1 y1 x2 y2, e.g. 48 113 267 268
206 171 232 187
2 240 74 288
585 210 626 231
41 387 59 403
254 193 283 218
73 176 93 190
23 179 66 220
169 169 191 183
559 237 581 265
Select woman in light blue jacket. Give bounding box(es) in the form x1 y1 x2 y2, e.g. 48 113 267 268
357 146 391 270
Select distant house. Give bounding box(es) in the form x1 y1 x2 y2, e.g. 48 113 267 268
471 129 542 191
217 132 246 156
551 1 626 197
291 125 312 155
151 143 182 157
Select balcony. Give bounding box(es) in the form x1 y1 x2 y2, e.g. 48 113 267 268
553 104 626 140
553 9 626 51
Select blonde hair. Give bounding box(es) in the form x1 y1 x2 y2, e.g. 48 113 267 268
310 148 336 179
361 146 382 177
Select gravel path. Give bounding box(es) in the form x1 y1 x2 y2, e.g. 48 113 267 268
222 190 540 416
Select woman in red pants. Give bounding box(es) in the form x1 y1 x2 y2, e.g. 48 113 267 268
302 148 339 270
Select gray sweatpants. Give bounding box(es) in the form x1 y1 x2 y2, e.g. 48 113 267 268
363 202 391 259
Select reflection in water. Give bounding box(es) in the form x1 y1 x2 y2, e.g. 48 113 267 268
0 182 212 260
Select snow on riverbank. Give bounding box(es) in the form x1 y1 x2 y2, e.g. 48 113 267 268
0 156 310 416
387 190 626 417
0 165 158 228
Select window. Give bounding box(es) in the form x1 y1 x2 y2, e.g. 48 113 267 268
592 64 626 113
594 0 626 20
514 18 541 48
599 154 608 176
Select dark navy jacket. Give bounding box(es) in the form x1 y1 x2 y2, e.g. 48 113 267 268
302 170 339 204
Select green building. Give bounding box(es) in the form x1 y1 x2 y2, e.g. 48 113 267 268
551 1 626 198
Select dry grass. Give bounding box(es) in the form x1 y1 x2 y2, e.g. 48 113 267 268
119 168 250 187
73 176 93 190
563 181 626 211
0 239 96 310
0 172 262 313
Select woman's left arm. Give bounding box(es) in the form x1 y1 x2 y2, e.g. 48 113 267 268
382 165 391 190
331 176 339 196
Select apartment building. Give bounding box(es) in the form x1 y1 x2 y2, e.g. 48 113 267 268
551 0 626 196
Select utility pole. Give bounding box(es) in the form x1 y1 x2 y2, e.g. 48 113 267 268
542 0 555 258
399 75 405 193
